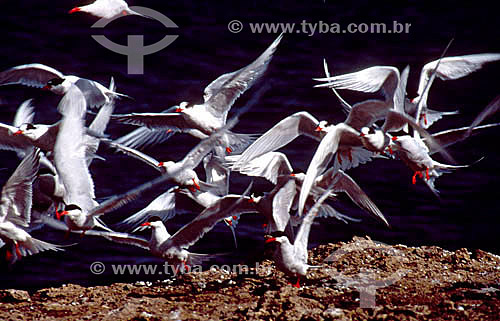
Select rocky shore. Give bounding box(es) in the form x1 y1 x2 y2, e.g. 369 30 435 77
1 236 499 320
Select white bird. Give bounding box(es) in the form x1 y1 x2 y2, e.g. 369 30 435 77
413 53 500 125
0 63 128 108
227 151 386 225
69 0 150 20
120 185 255 270
0 149 64 264
314 65 407 114
265 181 334 288
392 95 500 194
110 34 283 154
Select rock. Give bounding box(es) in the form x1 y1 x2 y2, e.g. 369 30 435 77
0 289 31 303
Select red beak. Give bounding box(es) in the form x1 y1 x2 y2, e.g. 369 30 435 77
13 130 23 136
192 178 201 191
175 108 183 113
265 237 277 244
69 7 81 14
42 85 51 91
141 222 151 227
157 162 164 167
392 136 398 141
315 126 322 132
359 133 365 137
56 210 69 220
290 173 295 177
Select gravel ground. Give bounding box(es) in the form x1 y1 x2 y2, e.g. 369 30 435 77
1 236 499 320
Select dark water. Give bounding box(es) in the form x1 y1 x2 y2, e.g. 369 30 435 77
0 1 499 289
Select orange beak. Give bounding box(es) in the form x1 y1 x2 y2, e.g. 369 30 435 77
56 210 69 220
265 237 277 243
192 178 201 191
69 7 81 14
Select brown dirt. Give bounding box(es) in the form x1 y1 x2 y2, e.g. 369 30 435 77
1 236 499 320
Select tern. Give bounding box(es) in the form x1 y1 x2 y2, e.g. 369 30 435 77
0 149 64 263
110 34 283 154
69 0 150 20
0 63 128 108
412 53 500 125
227 152 387 225
265 181 334 288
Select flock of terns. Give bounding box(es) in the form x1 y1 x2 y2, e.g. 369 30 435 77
1 0 500 288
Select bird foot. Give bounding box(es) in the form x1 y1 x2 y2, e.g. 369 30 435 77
15 243 22 258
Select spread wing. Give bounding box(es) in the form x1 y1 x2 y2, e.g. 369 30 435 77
54 86 96 213
227 151 293 184
232 111 322 169
203 33 283 118
0 63 64 88
0 148 40 227
417 53 500 96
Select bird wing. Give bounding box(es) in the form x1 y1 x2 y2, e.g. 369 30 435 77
394 65 409 114
13 99 35 128
426 123 500 154
112 106 179 150
294 180 334 264
344 99 391 131
233 111 322 168
85 78 116 166
54 86 96 213
0 63 64 88
322 58 352 113
314 66 399 95
316 169 388 226
73 78 108 108
116 187 177 231
271 179 297 231
106 141 163 172
227 151 293 184
164 186 257 250
203 153 229 195
0 148 40 226
417 53 500 97
111 112 190 131
298 124 359 216
203 33 283 118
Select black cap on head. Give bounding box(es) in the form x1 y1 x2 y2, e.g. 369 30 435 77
47 78 64 86
147 216 162 223
65 204 82 211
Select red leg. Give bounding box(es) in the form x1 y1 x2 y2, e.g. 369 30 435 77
15 243 22 258
5 249 13 261
422 113 428 126
412 171 420 185
347 149 353 162
337 153 343 165
293 277 301 288
425 168 430 180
